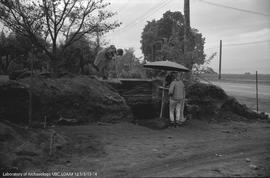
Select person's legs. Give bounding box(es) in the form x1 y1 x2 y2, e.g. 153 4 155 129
179 99 186 123
101 65 108 80
175 101 181 123
169 99 177 123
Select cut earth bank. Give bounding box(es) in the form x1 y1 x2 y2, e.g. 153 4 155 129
0 76 269 177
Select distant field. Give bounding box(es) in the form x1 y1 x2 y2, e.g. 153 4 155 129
199 73 270 114
199 73 270 85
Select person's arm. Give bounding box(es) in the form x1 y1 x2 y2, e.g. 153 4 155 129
183 82 186 99
113 56 118 78
169 81 175 96
94 50 103 66
184 88 186 97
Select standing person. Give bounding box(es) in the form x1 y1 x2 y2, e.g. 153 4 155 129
168 72 186 126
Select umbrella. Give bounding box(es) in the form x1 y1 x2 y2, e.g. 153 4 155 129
143 60 189 118
143 60 189 72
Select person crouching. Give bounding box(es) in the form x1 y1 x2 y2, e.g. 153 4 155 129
168 72 186 126
93 45 123 80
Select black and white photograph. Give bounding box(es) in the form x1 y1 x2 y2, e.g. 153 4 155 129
0 0 270 177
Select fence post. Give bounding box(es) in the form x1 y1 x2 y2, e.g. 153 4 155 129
256 71 259 112
218 40 222 80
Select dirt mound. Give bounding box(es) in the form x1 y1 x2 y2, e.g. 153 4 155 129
221 97 269 120
0 121 70 173
186 82 269 121
0 120 107 174
0 76 132 125
110 80 269 124
186 82 228 116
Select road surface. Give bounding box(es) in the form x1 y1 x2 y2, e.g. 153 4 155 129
212 81 270 113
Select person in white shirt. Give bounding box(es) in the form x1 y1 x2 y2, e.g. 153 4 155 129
168 72 186 126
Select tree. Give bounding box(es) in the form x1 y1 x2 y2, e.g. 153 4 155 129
0 0 120 74
141 11 205 71
0 31 5 73
0 31 49 74
0 31 23 73
115 48 145 78
61 34 96 74
193 52 217 74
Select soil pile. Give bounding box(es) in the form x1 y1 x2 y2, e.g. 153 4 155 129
110 80 269 127
0 76 132 125
0 121 70 173
186 82 269 121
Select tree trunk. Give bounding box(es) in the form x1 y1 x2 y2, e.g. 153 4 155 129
4 54 9 74
50 59 59 77
0 54 2 74
50 43 59 77
79 54 84 75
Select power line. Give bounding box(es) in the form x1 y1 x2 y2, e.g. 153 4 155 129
143 0 175 19
118 0 172 32
224 39 270 47
201 0 270 17
205 39 270 50
116 0 131 14
121 0 170 30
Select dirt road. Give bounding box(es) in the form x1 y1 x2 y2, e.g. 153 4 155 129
37 119 270 177
209 81 270 114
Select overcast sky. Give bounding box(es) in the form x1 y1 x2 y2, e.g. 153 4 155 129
104 0 270 74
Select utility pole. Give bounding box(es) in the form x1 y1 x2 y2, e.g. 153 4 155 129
184 0 191 79
184 0 190 31
184 0 190 59
218 40 222 79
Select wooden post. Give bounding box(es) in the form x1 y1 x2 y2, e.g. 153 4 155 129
256 71 259 112
218 40 222 80
49 131 56 156
28 47 34 127
44 115 47 129
159 80 166 118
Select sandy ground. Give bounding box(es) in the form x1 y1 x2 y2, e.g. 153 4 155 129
32 119 270 178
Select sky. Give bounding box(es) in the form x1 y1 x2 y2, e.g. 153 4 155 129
103 0 270 74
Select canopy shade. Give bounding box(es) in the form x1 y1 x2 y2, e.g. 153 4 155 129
143 60 189 72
